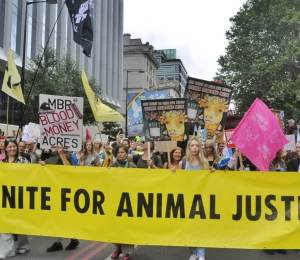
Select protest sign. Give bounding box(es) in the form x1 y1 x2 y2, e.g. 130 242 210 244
225 129 235 148
154 141 177 153
1 164 300 249
185 78 232 139
39 94 83 151
93 133 109 144
284 135 296 151
141 98 186 141
127 90 172 137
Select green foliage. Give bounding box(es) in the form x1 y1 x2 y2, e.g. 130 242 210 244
24 49 101 124
101 122 123 137
217 0 300 120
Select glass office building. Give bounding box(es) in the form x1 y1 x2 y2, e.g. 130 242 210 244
155 50 188 96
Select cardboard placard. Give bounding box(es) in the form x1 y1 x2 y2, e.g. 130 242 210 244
39 94 83 151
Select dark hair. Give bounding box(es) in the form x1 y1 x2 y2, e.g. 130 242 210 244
170 147 183 164
113 144 128 158
4 139 18 162
83 141 94 155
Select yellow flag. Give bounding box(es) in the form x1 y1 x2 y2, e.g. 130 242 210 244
81 70 124 122
1 49 25 104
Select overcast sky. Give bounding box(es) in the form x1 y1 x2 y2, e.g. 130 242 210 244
124 0 246 81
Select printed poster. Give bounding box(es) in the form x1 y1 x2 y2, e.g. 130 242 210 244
185 77 232 139
142 98 186 141
39 94 83 151
127 90 173 137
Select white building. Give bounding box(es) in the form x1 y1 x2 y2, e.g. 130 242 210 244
0 0 124 124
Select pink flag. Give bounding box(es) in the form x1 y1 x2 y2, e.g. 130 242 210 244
231 98 288 171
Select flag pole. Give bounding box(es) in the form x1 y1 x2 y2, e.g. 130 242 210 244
6 96 9 136
16 1 65 139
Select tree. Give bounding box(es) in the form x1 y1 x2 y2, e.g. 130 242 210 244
24 49 101 124
101 122 123 138
217 0 300 120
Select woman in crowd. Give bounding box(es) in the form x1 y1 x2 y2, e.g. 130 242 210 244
80 141 101 166
179 137 209 260
111 144 136 260
0 137 6 162
227 149 256 171
93 139 106 165
102 143 113 167
204 139 220 168
135 142 163 169
164 147 183 170
0 140 30 258
270 150 286 172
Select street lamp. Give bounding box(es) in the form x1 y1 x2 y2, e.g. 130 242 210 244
125 69 145 137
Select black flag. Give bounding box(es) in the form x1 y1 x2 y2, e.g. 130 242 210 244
66 0 93 57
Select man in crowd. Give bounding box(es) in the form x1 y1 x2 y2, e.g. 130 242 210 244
287 142 300 172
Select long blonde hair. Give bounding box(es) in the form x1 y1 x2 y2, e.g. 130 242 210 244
186 137 209 169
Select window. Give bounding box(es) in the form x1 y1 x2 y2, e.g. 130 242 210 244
10 0 22 54
26 4 33 58
0 1 5 47
41 4 46 48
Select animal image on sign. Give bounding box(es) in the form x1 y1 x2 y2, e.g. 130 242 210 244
159 111 185 141
199 95 228 138
141 98 187 141
185 77 232 139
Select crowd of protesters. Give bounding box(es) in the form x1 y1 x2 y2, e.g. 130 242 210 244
0 132 300 260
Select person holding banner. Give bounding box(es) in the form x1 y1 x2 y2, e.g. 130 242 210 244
135 142 163 169
269 150 286 172
0 140 30 257
287 142 300 172
102 143 113 167
204 140 220 168
179 137 209 260
18 141 31 163
111 144 136 260
0 137 5 161
164 147 184 170
80 141 101 166
93 139 106 165
40 146 80 252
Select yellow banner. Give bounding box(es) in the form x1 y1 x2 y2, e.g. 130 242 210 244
0 164 300 249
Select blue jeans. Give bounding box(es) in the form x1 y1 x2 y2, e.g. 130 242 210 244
190 247 205 257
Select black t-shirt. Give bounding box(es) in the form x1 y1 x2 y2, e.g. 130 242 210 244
135 154 163 169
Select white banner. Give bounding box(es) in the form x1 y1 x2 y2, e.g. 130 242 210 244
39 94 83 151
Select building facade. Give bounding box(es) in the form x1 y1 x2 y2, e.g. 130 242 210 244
123 33 159 112
155 49 188 97
0 0 124 126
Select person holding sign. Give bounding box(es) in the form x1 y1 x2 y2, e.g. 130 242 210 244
111 144 136 260
179 137 209 260
135 142 163 169
164 147 184 171
0 140 30 257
